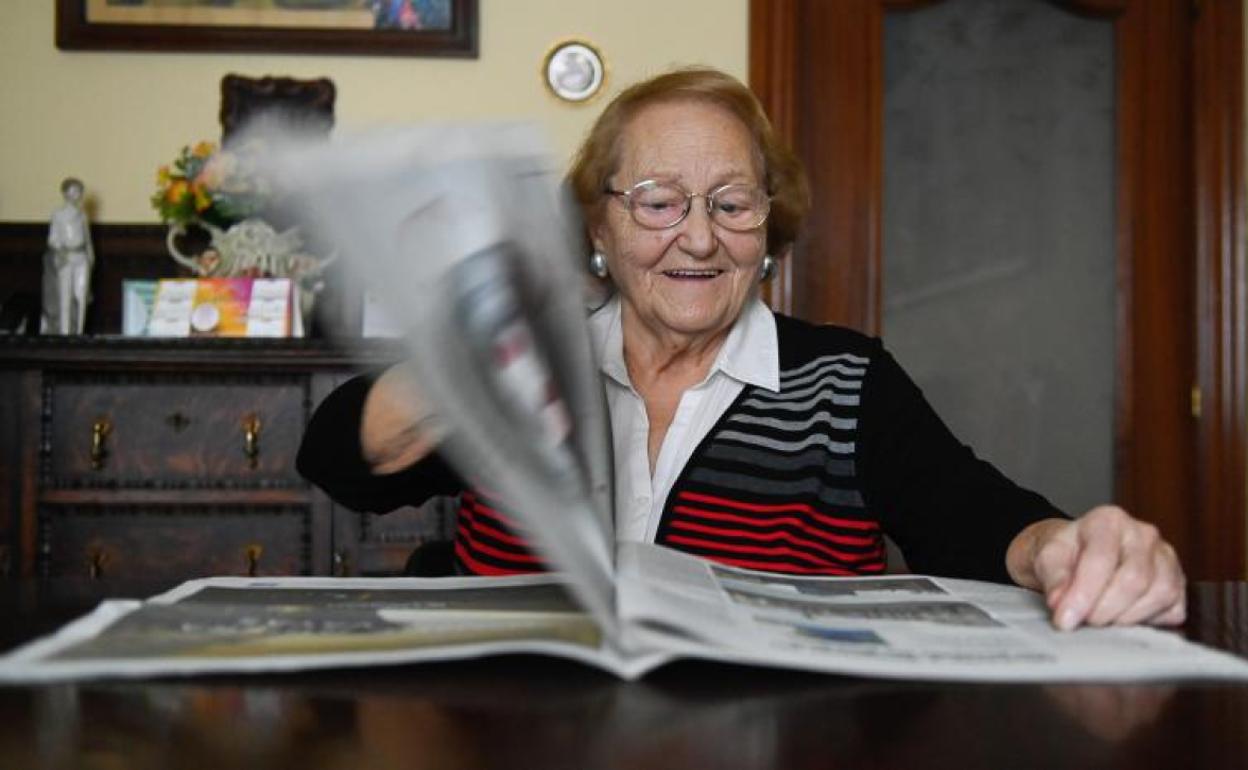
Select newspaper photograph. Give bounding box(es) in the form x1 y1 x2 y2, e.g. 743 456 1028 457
0 574 670 683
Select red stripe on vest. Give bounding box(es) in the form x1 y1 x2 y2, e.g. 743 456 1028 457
668 519 882 563
460 504 531 548
676 491 879 531
454 539 539 576
671 505 877 547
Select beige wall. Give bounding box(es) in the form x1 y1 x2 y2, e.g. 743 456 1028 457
0 0 747 223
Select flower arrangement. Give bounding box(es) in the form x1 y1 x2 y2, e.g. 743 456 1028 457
151 141 263 229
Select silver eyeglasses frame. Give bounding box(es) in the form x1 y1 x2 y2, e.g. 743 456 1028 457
604 179 771 232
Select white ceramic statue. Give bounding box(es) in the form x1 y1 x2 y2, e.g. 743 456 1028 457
45 177 94 335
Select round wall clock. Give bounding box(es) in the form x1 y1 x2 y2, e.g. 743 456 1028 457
543 40 606 103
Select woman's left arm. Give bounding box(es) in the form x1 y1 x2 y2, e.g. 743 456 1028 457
1005 506 1186 630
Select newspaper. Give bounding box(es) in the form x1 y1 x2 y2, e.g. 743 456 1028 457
3 543 1246 682
3 123 1247 683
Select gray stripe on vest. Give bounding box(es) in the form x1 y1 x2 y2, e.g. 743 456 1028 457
716 429 855 455
704 443 856 477
784 353 870 380
687 467 866 508
783 364 868 391
751 377 862 403
727 410 858 433
741 392 860 411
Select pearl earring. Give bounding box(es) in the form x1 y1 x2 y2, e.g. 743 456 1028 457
589 252 610 278
759 254 777 282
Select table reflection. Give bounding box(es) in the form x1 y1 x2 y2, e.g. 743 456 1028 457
0 582 1244 770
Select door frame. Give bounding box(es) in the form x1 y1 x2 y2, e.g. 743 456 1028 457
750 0 1246 578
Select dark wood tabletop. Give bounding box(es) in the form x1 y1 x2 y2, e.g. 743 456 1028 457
0 580 1245 770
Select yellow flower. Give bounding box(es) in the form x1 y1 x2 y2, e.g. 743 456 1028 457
165 179 189 204
191 183 212 212
156 165 172 186
192 141 217 159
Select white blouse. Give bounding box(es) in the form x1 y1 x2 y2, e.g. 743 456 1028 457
588 295 780 544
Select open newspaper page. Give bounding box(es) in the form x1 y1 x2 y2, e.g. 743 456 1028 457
0 575 670 683
616 542 1248 682
6 546 1247 683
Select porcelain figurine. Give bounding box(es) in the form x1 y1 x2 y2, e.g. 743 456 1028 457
44 177 94 335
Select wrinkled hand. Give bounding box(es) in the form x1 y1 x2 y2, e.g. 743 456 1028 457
1005 506 1185 631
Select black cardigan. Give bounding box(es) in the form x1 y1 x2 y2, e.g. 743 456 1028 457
297 315 1064 583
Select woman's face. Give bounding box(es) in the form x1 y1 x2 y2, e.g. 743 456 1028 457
592 99 768 345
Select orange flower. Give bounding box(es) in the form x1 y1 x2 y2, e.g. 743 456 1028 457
192 141 217 159
165 179 189 204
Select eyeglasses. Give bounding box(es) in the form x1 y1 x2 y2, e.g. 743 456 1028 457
604 180 771 232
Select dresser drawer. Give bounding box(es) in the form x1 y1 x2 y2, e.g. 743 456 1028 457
44 373 307 488
38 506 311 579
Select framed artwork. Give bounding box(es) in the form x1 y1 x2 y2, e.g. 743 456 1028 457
55 0 478 58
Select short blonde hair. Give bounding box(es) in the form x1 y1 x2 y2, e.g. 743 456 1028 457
567 67 809 257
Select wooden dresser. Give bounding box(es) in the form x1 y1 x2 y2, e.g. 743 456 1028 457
0 336 450 581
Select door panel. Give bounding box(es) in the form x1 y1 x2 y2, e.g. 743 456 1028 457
881 0 1115 515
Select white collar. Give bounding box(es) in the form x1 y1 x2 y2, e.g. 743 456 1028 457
588 295 779 393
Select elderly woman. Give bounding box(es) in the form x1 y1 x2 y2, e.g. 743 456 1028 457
297 67 1184 631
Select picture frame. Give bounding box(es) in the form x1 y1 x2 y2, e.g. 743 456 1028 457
55 0 478 58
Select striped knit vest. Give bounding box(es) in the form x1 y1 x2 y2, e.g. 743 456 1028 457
452 317 888 577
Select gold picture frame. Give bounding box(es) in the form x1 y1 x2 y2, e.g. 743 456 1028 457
56 0 478 58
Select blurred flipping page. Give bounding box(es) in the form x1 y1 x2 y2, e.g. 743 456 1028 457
257 123 620 640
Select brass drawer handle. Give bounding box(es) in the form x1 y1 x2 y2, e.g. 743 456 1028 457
245 544 263 577
242 414 262 470
90 417 112 471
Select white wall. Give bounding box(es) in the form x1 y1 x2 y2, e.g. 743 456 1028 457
0 0 747 223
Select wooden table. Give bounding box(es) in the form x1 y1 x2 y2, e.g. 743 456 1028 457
0 580 1245 770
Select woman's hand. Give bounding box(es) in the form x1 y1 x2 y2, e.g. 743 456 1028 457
360 363 445 475
1005 506 1185 631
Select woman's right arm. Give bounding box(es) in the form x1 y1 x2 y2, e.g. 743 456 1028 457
297 367 464 513
359 363 445 474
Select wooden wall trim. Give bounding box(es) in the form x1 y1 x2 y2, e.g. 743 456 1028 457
1112 1 1200 573
0 223 184 336
0 221 360 340
750 0 798 315
750 0 884 333
1193 0 1247 578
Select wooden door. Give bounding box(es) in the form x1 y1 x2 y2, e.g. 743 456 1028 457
750 0 1246 578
